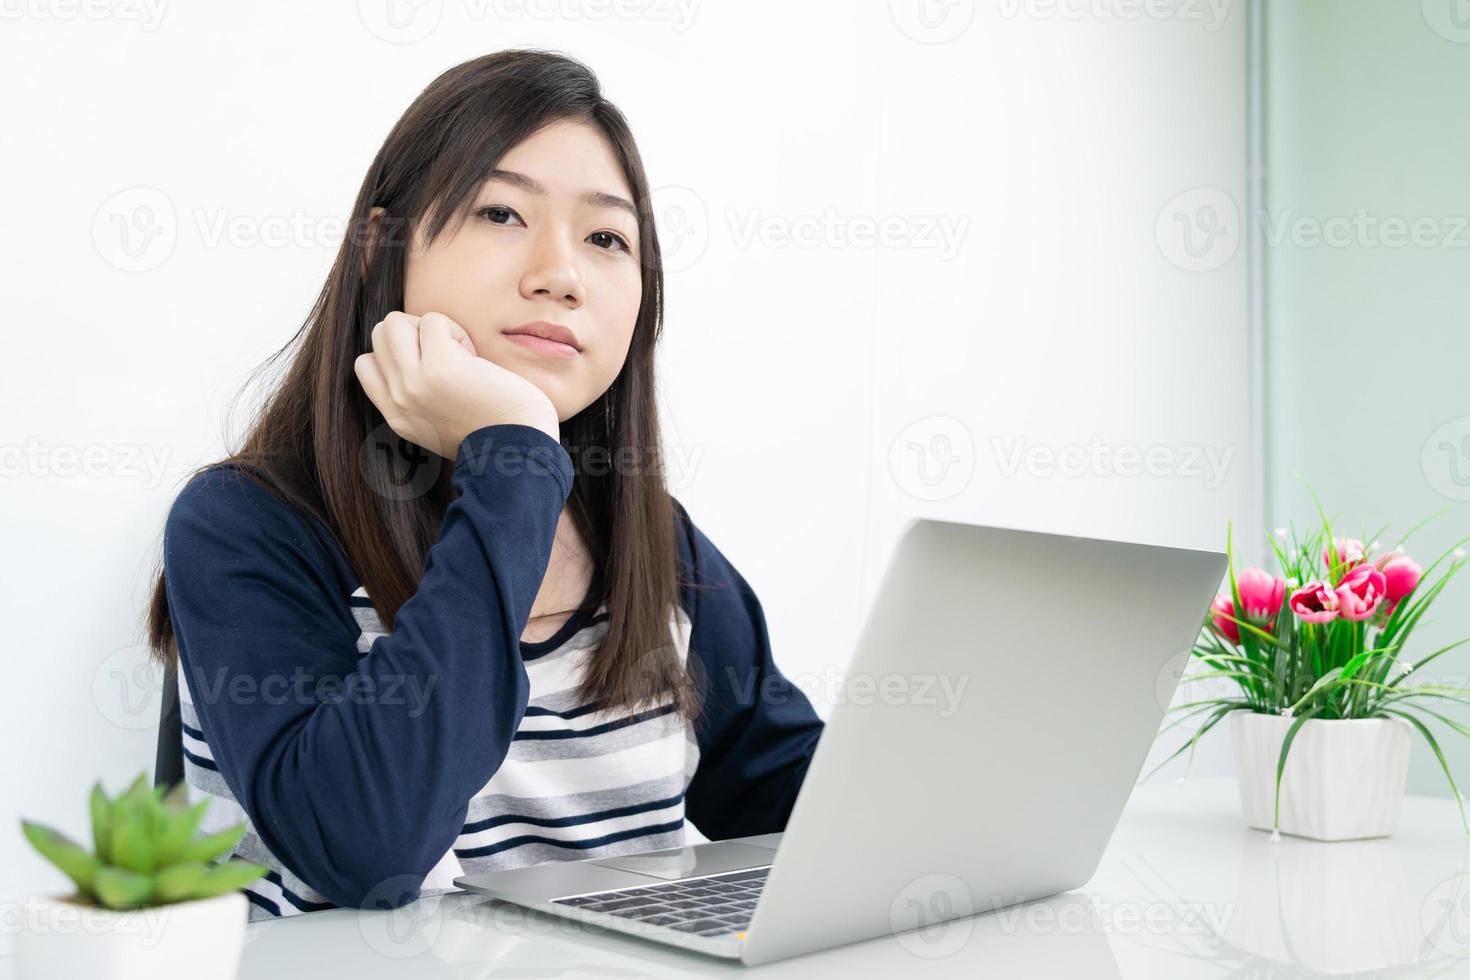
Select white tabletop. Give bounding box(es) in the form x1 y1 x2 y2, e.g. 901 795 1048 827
10 777 1470 978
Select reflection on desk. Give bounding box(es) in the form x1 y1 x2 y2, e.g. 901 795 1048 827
7 778 1465 979
235 888 1118 979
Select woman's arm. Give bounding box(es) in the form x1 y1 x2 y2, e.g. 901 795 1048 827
163 423 570 909
673 501 826 839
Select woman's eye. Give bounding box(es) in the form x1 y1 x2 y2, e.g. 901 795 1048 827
477 206 628 253
588 231 631 253
477 205 522 226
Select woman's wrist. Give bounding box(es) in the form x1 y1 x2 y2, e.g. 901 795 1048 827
521 411 560 444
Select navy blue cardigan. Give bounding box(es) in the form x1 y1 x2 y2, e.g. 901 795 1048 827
161 423 823 909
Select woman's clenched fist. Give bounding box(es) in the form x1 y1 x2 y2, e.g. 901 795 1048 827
354 311 560 457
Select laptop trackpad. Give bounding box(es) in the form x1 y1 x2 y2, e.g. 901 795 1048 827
588 841 777 881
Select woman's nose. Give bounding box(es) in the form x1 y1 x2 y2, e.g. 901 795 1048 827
519 232 584 308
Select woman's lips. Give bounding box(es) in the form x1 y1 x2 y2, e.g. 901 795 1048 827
504 333 581 358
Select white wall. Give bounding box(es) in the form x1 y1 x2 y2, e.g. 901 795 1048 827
0 1 1250 905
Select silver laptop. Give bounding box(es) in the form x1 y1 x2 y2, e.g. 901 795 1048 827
456 516 1226 965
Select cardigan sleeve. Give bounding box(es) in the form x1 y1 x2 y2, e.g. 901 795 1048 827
162 423 570 909
674 500 826 840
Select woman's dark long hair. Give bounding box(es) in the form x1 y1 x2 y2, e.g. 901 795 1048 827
145 48 701 720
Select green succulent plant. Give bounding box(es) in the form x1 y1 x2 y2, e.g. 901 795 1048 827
20 771 267 910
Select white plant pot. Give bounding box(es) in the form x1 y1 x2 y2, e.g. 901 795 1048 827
1229 710 1414 841
14 890 248 980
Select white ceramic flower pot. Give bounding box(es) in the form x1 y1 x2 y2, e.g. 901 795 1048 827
1229 710 1414 841
14 890 248 980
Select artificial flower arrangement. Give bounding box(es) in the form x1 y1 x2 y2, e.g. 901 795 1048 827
1153 506 1470 839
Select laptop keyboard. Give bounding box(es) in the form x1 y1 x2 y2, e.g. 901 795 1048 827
550 866 769 937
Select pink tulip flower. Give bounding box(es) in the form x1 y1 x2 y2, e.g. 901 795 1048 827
1335 563 1387 622
1237 566 1286 629
1290 580 1341 624
1210 594 1240 644
1375 553 1422 603
1322 537 1365 570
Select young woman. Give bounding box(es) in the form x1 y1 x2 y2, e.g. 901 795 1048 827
145 49 824 921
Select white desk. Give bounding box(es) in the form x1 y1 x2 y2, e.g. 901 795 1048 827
9 778 1470 978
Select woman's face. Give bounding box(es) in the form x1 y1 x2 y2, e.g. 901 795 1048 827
390 118 643 422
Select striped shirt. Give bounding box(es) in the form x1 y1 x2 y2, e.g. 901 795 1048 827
162 423 822 920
